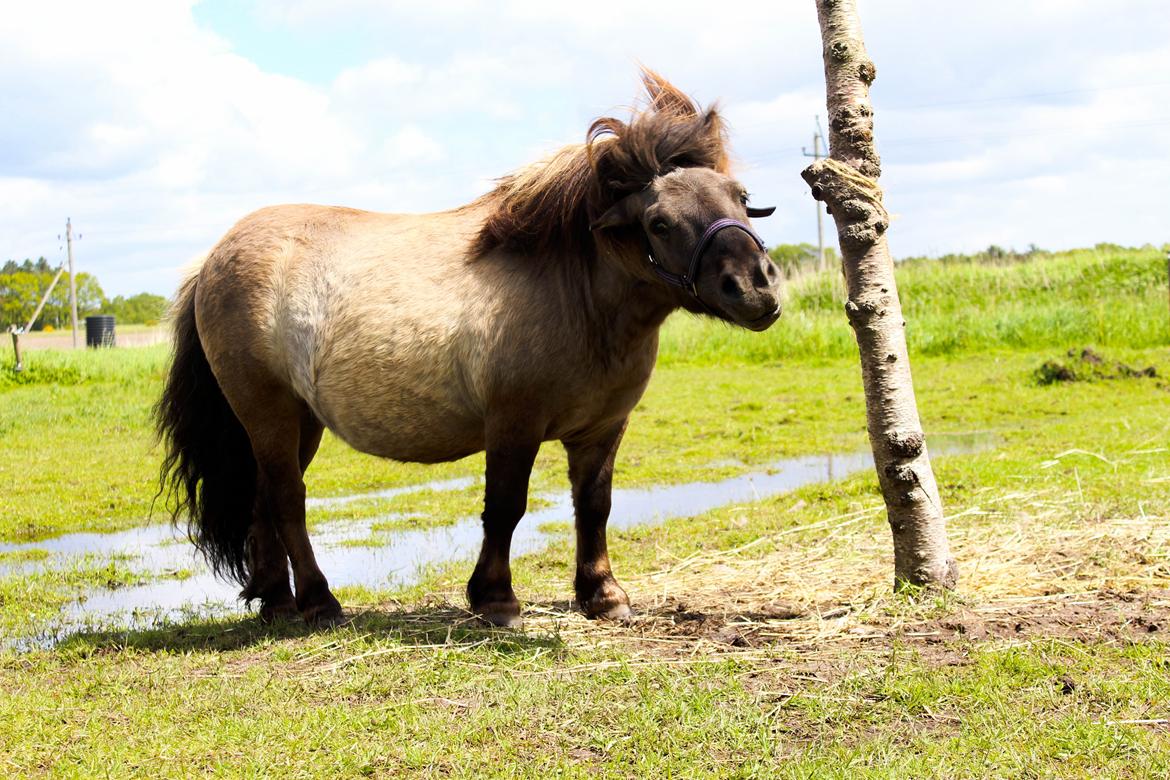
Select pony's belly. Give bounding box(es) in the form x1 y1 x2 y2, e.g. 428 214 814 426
298 309 486 463
339 416 484 464
313 381 484 464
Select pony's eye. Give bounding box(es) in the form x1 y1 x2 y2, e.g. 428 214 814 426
649 220 669 236
739 191 750 205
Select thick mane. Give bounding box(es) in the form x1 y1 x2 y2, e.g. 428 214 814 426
470 69 731 260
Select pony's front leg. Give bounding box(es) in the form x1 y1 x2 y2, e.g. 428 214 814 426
467 437 540 628
564 420 631 620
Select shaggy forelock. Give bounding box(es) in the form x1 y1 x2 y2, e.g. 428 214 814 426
470 69 731 261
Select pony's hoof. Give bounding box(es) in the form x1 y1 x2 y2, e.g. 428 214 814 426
473 602 522 629
258 596 299 624
579 579 632 622
301 593 345 628
591 602 634 622
305 606 346 629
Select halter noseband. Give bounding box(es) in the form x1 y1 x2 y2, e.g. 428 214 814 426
646 217 768 300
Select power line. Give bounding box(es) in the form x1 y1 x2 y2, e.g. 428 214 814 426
885 81 1170 111
728 81 1170 134
878 117 1170 148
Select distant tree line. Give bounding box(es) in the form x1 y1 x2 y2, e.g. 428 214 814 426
898 244 1049 266
769 242 1167 273
1 258 167 331
766 242 1055 274
895 242 1163 266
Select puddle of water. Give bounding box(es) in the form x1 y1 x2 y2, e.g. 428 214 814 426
0 476 479 579
2 432 995 647
304 476 478 509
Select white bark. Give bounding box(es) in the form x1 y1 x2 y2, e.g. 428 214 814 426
802 0 957 590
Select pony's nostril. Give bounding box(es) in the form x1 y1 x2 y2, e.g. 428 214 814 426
764 262 778 281
752 265 769 288
720 275 742 299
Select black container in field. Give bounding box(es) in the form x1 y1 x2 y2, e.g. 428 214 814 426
85 315 116 348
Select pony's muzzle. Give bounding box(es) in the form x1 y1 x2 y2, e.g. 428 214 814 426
717 254 783 331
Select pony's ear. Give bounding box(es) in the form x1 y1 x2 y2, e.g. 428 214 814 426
590 191 648 231
746 206 776 218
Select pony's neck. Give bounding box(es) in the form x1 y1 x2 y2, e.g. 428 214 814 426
585 247 677 362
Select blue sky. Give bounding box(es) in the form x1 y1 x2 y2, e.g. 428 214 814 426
1 0 1167 297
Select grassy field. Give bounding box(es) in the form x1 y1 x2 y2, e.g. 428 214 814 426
659 244 1168 364
0 245 1168 777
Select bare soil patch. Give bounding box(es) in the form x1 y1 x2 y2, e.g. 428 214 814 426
636 589 1169 655
466 490 1170 674
1035 347 1159 385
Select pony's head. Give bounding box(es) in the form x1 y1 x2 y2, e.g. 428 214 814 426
473 68 782 330
587 70 782 329
590 163 782 330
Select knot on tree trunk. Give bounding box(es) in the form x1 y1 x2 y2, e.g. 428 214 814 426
883 461 921 499
826 105 881 178
843 298 886 328
801 158 888 253
857 59 877 85
886 429 925 458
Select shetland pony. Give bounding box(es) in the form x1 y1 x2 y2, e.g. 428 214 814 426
157 70 782 627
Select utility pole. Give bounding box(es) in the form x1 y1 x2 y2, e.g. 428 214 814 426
66 218 78 348
802 118 827 273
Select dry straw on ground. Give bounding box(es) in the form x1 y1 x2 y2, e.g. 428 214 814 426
326 481 1168 680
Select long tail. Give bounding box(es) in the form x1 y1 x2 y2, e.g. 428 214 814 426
154 272 256 584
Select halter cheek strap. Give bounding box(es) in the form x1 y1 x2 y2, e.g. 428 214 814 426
646 218 767 299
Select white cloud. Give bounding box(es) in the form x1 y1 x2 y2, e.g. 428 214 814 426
0 1 458 294
379 126 444 167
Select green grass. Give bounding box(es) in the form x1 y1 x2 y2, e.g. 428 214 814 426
0 548 49 565
1 245 1168 776
2 635 1165 778
659 245 1170 364
3 343 1157 543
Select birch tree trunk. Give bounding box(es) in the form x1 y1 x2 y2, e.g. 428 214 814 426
802 0 958 590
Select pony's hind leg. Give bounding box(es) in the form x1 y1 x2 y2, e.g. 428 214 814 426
230 385 342 626
564 420 631 620
241 408 325 623
241 518 296 622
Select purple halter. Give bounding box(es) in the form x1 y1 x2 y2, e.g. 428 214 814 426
646 217 767 299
